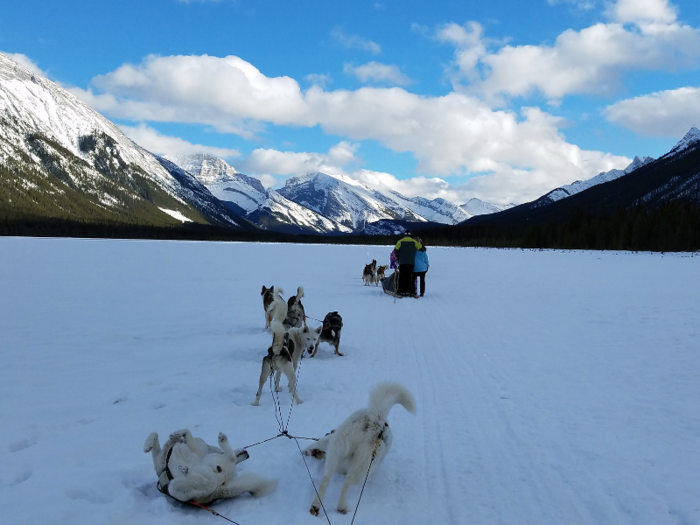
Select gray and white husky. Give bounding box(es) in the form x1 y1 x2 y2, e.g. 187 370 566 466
143 428 277 504
283 286 307 329
305 382 416 516
252 319 322 406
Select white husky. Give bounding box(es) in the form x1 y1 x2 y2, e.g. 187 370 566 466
305 382 416 516
252 320 322 406
144 428 277 504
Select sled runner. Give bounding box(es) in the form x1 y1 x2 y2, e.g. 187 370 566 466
381 269 418 298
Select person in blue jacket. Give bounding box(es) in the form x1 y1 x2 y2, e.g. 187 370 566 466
413 238 430 297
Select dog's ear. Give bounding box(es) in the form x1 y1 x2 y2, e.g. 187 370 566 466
315 326 323 334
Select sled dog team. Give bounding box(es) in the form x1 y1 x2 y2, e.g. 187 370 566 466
362 259 389 287
145 284 415 516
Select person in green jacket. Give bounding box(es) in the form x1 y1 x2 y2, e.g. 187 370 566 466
394 232 422 295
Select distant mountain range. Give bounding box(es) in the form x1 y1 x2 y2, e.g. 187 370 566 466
1 51 698 239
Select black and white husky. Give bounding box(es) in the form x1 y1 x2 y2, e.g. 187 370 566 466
310 311 344 357
305 382 416 516
283 286 307 329
252 320 322 406
143 428 277 504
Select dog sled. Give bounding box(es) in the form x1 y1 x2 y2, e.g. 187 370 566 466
381 268 417 298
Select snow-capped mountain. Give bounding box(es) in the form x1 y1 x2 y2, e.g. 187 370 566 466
163 153 267 217
0 52 244 228
460 198 513 218
387 192 470 224
247 189 352 234
660 127 700 159
531 156 655 209
276 171 478 230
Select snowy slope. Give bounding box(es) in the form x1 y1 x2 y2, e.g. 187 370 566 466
534 156 655 207
662 126 700 159
459 197 513 218
0 52 242 227
1 237 699 525
163 153 267 214
249 188 353 234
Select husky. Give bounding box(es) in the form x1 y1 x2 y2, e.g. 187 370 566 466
252 320 320 406
310 311 344 357
362 260 377 286
376 265 388 282
283 286 307 329
144 428 277 505
305 383 416 516
263 286 287 330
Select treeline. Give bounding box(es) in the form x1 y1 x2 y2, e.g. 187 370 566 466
421 201 700 252
2 201 699 252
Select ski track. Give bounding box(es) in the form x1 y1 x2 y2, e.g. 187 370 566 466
1 239 699 525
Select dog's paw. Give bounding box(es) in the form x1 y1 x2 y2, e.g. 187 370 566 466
169 429 187 441
251 399 260 406
310 505 320 516
338 504 349 514
275 385 282 392
218 432 228 443
305 448 325 460
143 432 158 453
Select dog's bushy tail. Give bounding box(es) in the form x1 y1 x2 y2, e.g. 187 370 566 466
367 382 416 423
295 286 304 302
274 285 284 297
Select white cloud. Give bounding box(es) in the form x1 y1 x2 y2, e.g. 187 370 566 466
438 2 700 103
606 0 677 25
239 141 361 178
330 29 381 54
69 54 312 138
604 86 700 137
120 123 240 158
73 53 631 204
343 62 412 86
304 73 332 87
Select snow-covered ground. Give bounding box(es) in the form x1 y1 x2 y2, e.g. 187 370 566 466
1 238 699 525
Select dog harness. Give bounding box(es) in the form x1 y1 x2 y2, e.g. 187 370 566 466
156 445 181 500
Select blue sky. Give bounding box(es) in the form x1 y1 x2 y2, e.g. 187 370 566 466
2 0 700 204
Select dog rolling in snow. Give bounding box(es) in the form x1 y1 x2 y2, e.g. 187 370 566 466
283 286 307 329
362 260 377 286
310 311 344 357
252 319 320 406
305 382 416 516
262 286 287 330
144 428 277 504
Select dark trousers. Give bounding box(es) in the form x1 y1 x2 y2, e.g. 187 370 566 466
398 264 414 294
414 271 426 295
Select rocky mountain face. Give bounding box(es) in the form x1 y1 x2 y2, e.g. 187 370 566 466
0 52 245 228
